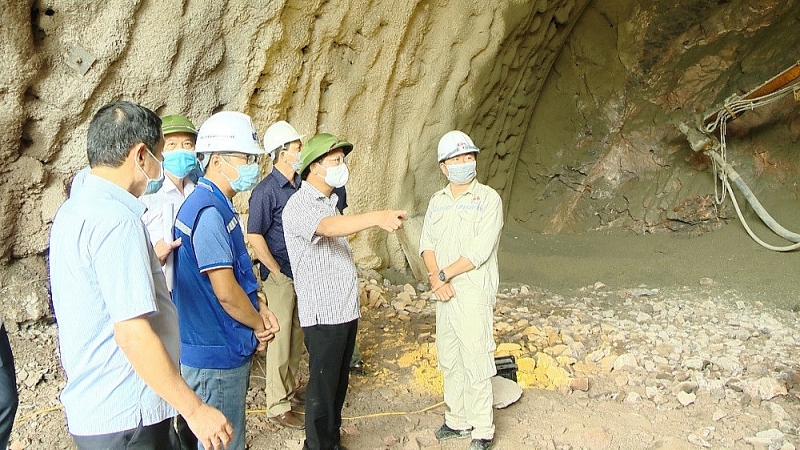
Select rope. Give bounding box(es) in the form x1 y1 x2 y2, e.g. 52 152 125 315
13 405 62 424
246 401 445 420
13 401 447 425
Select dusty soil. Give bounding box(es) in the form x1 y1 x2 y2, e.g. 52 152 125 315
7 221 800 449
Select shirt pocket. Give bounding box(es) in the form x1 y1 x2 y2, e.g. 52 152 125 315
426 212 448 240
456 208 481 240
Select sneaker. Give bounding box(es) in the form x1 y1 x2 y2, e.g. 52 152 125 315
349 360 367 375
434 424 472 441
469 438 493 450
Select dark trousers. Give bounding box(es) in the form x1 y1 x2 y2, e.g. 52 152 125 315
174 415 197 450
72 418 177 450
0 325 18 449
302 319 357 450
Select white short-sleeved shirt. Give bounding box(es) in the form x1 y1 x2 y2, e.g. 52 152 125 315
139 176 195 246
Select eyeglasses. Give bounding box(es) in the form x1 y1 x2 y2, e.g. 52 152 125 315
321 155 346 165
222 153 261 165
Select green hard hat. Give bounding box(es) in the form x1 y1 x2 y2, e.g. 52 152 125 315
161 114 198 136
299 133 353 174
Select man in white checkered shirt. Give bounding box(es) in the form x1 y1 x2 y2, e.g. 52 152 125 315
283 133 406 450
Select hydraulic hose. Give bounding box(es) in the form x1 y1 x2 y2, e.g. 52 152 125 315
707 150 800 250
723 177 800 252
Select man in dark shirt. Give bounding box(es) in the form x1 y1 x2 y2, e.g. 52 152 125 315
247 121 306 429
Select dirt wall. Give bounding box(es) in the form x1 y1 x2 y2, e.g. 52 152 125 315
0 0 589 324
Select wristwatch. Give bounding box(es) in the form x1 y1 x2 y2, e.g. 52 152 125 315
438 269 447 282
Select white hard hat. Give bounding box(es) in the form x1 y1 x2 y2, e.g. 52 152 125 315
263 121 304 159
196 111 264 156
437 130 480 162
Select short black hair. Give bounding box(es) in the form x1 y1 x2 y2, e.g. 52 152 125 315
87 101 161 168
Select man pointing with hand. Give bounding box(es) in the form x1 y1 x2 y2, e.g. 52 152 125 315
283 133 406 450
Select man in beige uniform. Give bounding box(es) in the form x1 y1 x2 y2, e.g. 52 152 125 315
420 130 503 450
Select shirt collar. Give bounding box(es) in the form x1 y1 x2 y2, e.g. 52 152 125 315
437 178 479 200
301 181 339 207
168 175 195 195
161 175 181 194
197 177 236 211
83 173 146 217
271 167 301 188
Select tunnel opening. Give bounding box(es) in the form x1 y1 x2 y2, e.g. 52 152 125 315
467 0 800 304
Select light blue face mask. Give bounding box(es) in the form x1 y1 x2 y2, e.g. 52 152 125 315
222 158 260 192
139 148 165 195
162 150 197 179
445 161 476 185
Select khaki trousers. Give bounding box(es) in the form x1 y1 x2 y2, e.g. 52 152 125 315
436 299 496 440
262 271 304 416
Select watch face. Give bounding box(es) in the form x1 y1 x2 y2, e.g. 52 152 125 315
439 271 446 281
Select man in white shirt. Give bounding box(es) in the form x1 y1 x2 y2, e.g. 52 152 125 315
140 115 199 283
49 101 232 450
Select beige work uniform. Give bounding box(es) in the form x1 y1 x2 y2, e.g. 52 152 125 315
419 179 503 440
262 271 304 416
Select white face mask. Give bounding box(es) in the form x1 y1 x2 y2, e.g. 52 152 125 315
287 150 303 173
321 163 349 188
445 161 476 185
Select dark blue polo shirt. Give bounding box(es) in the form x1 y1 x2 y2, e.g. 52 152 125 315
248 168 301 280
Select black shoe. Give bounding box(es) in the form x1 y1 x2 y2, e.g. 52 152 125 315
434 424 472 441
349 360 366 375
469 439 493 450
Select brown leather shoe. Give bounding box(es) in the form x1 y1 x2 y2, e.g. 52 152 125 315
268 410 304 429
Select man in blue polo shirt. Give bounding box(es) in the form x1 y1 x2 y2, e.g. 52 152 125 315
172 111 280 450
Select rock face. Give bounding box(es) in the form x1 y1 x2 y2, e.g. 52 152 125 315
1 0 799 322
510 0 800 234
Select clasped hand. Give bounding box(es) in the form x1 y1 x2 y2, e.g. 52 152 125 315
255 306 280 351
429 276 455 301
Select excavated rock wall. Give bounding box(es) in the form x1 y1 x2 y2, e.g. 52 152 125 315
509 0 800 234
2 0 797 325
0 0 588 324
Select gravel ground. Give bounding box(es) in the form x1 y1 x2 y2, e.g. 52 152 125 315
8 277 799 449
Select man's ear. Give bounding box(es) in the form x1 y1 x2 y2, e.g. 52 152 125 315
208 153 221 171
130 142 148 167
439 162 449 176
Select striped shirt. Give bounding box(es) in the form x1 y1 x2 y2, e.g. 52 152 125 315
49 174 179 435
282 182 359 327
